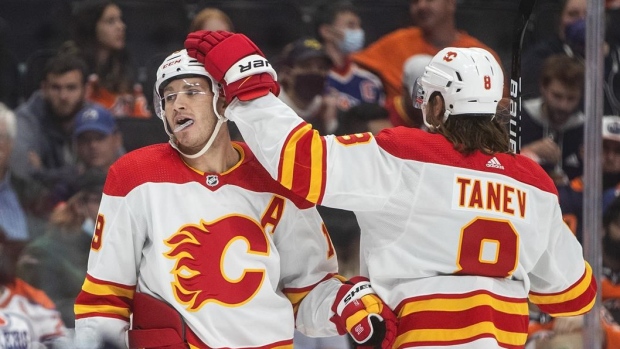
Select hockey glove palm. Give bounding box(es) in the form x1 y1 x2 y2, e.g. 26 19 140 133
184 30 279 104
331 277 397 349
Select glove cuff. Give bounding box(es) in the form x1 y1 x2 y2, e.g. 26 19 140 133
335 280 375 316
224 54 277 84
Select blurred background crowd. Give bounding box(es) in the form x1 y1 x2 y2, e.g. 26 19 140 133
1 0 620 348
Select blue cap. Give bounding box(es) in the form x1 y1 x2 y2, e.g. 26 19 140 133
73 104 116 138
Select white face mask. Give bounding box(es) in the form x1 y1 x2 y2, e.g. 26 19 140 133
82 217 96 237
338 28 365 54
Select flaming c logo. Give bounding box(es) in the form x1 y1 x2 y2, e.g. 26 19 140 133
443 51 458 62
164 215 269 311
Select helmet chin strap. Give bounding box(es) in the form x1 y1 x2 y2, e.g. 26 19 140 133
162 87 228 159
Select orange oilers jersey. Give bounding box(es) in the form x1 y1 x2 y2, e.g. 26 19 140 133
228 94 597 349
73 142 343 349
0 278 69 348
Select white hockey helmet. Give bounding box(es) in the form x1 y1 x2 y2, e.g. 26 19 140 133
153 49 227 159
418 47 503 129
153 49 219 120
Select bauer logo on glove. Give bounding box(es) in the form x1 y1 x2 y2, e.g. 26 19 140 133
331 277 397 349
184 30 280 103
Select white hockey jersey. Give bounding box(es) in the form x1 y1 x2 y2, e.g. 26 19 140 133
74 142 344 349
227 94 597 349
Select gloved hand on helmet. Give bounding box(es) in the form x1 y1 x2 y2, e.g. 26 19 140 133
184 30 280 104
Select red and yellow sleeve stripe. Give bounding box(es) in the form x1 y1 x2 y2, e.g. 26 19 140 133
394 290 530 349
279 123 327 205
74 274 135 321
529 262 597 317
282 273 345 317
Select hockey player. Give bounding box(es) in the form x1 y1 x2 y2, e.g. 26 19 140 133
184 31 598 349
73 49 396 349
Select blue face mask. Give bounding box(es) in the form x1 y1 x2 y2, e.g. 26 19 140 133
564 18 586 56
339 28 365 54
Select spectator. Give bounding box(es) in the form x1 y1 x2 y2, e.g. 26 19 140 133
17 168 106 328
189 7 234 33
520 54 585 182
521 0 586 100
558 115 620 239
66 0 150 118
50 104 122 204
315 0 389 134
560 115 620 241
73 104 123 174
521 0 620 115
187 31 597 348
0 103 29 242
10 52 90 188
276 38 338 134
0 227 72 348
73 48 395 349
351 0 503 126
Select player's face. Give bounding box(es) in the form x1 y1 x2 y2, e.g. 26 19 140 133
41 69 86 120
162 77 220 153
96 4 126 51
540 79 581 127
76 131 122 171
410 0 455 32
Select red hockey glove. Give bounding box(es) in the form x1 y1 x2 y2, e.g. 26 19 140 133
184 30 279 104
128 293 188 349
331 277 397 349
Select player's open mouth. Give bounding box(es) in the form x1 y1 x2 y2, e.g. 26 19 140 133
174 119 194 133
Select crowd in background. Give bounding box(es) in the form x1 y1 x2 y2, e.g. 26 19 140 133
1 0 620 347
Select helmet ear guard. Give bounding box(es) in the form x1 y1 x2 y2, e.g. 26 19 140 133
418 47 504 129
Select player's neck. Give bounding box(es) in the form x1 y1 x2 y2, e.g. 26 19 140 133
182 136 240 174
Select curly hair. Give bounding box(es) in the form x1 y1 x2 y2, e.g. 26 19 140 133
427 93 512 155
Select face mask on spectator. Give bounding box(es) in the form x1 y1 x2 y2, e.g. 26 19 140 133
565 18 586 56
339 28 365 54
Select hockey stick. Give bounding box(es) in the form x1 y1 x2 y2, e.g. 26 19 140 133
509 0 537 154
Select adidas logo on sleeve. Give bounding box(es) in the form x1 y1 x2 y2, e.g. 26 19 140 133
486 157 504 170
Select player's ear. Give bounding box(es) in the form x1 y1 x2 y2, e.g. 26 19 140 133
429 93 445 122
217 95 227 113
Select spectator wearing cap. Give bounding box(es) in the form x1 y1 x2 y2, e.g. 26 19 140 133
275 37 337 134
73 103 124 174
17 168 107 328
557 115 620 242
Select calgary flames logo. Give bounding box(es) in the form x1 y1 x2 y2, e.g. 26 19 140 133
164 215 270 311
443 51 458 62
